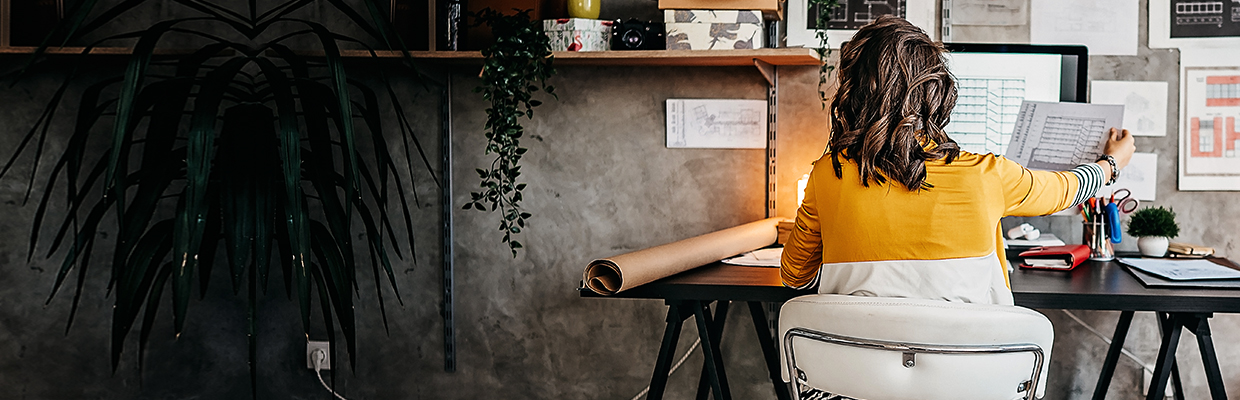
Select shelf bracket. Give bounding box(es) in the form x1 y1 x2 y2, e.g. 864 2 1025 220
441 72 457 373
762 61 777 219
753 59 776 86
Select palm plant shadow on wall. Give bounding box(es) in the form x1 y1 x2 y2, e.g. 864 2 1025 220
1 0 435 395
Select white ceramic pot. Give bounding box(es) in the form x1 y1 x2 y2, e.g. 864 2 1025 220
1138 236 1170 257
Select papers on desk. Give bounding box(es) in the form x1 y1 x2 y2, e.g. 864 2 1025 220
722 247 783 267
1024 259 1069 268
1118 258 1240 281
1005 233 1066 248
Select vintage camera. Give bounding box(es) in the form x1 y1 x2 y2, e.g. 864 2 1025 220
610 19 665 50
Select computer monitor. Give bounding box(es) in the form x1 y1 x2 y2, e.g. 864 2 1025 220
942 43 1089 155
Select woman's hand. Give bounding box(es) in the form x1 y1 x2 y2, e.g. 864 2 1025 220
1103 127 1135 169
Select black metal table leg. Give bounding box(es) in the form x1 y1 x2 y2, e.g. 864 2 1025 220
1148 314 1184 400
648 302 688 400
1188 314 1228 400
694 301 733 400
1170 361 1185 400
696 301 730 400
748 302 793 400
1092 310 1134 400
1158 313 1187 400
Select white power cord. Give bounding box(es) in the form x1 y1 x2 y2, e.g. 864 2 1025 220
627 338 702 400
311 349 351 400
1061 310 1153 372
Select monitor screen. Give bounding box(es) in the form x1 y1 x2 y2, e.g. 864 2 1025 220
942 43 1088 155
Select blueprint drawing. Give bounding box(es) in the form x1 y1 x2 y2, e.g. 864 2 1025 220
947 76 1026 155
1005 101 1124 171
666 99 767 149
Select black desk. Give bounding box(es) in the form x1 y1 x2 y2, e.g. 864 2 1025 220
582 256 1240 400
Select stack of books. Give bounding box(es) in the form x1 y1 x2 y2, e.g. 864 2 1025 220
1168 242 1215 258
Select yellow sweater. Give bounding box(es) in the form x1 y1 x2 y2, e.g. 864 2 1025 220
781 150 1092 290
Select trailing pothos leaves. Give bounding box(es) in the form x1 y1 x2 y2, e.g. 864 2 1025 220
2 0 434 396
465 8 556 257
809 0 842 107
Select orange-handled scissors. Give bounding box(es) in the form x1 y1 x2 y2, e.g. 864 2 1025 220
1110 188 1139 214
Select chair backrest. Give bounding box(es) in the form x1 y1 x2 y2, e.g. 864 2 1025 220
778 294 1054 400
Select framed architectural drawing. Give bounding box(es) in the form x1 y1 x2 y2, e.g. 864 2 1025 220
786 0 936 48
1150 0 1240 49
1179 50 1240 190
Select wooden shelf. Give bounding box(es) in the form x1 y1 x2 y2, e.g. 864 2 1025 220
337 48 823 66
0 46 823 67
0 46 222 55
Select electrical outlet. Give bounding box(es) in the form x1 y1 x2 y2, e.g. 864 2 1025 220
307 340 331 370
1142 365 1174 398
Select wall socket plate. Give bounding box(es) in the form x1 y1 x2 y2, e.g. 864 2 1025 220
1142 365 1174 398
307 340 331 370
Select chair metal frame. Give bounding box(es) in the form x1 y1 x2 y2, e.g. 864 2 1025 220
782 327 1045 400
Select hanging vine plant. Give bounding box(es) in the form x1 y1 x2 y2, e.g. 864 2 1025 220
465 8 556 257
809 0 841 107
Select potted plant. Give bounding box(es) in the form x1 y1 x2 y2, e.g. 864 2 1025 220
1127 206 1180 257
3 0 430 395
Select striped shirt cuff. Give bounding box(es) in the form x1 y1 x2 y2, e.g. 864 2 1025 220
1068 163 1104 207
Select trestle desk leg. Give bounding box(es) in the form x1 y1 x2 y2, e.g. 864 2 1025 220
1092 310 1133 400
694 301 733 400
1158 312 1187 400
648 303 687 400
1189 314 1228 400
748 301 792 400
696 301 730 400
1147 313 1184 400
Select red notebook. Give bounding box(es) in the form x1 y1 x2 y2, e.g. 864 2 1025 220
1018 245 1091 271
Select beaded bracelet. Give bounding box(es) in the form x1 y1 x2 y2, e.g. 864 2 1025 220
1097 154 1119 185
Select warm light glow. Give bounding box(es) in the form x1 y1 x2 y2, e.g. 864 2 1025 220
797 174 810 206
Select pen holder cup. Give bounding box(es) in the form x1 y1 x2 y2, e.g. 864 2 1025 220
1083 221 1114 261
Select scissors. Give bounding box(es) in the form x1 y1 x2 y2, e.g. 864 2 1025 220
1110 188 1140 214
1105 189 1139 243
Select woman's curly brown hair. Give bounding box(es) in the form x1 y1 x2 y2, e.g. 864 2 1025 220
828 15 960 190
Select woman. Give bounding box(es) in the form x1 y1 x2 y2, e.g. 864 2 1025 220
780 16 1135 305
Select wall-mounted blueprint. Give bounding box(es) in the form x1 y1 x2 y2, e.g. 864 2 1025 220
1171 0 1240 38
666 99 767 149
1005 101 1124 171
1030 0 1138 56
1090 80 1169 137
808 0 906 30
1094 152 1158 201
1180 66 1240 190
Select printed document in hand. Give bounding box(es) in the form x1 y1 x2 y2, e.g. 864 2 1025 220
1118 258 1240 281
1004 101 1124 171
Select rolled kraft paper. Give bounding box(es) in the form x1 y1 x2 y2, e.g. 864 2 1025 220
584 217 784 295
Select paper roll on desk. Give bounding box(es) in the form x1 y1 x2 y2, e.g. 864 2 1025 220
583 217 785 295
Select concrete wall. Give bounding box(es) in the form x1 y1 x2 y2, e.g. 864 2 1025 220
0 0 1237 399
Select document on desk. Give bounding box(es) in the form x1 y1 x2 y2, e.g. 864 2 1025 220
583 218 783 295
1118 258 1240 281
1004 101 1124 171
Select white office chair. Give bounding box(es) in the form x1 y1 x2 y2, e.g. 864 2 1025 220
778 294 1054 400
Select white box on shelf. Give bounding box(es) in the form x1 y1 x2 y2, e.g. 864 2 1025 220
543 18 612 51
663 9 764 24
665 22 764 50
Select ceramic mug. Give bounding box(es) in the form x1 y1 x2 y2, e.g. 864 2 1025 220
568 0 600 19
